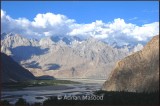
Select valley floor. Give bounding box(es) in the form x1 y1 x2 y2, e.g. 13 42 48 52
1 79 159 106
1 79 103 105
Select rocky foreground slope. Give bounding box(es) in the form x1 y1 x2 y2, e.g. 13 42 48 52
102 35 159 92
1 53 35 83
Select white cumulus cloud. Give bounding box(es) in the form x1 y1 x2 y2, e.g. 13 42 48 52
1 9 159 45
132 43 144 52
1 10 75 38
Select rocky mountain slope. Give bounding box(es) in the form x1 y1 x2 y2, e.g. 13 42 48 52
102 35 159 92
1 53 35 83
1 33 134 79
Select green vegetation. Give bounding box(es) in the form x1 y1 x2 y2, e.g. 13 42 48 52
42 91 159 105
2 80 80 90
94 90 159 105
1 91 159 106
0 100 10 106
15 98 29 106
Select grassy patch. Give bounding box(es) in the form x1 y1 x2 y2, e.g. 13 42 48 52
2 79 80 90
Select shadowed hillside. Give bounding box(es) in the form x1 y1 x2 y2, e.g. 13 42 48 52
1 53 35 83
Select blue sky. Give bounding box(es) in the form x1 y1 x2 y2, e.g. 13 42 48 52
1 1 159 26
1 1 159 45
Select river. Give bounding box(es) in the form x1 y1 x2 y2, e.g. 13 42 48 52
1 79 105 104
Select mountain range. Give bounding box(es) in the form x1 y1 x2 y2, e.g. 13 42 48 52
1 33 144 79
